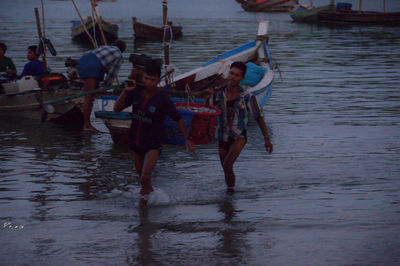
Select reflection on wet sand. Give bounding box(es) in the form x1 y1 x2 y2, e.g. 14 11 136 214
127 197 258 264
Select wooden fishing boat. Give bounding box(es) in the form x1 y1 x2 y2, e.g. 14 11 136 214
71 16 118 45
317 0 400 25
0 75 84 128
236 0 298 12
132 17 182 41
95 21 275 147
317 10 400 25
290 1 335 22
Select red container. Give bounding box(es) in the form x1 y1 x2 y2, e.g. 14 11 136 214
175 102 222 144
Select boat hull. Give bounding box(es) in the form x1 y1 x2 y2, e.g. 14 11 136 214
318 10 400 25
0 88 84 129
237 0 298 12
132 18 182 41
71 19 119 45
290 4 334 22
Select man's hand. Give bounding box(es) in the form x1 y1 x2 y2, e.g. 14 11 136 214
265 139 273 154
124 79 136 92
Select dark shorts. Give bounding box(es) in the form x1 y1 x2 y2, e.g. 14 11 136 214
77 53 104 81
130 144 162 157
218 131 247 151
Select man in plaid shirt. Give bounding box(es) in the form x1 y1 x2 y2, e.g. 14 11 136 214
78 40 126 132
206 61 273 193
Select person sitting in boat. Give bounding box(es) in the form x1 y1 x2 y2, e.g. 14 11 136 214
0 42 17 79
77 39 126 132
206 61 273 194
17 45 45 80
113 64 195 208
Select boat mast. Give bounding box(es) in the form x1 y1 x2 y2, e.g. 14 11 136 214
383 0 386 12
71 0 97 48
359 0 362 11
90 0 107 45
34 7 47 71
40 0 47 71
163 0 168 26
162 0 171 84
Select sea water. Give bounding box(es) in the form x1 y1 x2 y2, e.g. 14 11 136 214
1 0 400 264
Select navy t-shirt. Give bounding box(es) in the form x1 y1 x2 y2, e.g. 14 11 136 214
18 60 45 79
122 86 182 149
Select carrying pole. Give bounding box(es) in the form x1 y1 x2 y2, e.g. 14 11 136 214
71 0 97 48
34 8 48 71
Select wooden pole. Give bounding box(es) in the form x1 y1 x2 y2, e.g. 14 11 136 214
90 0 107 45
310 0 313 7
359 0 362 11
162 0 170 84
162 0 168 26
71 0 97 48
34 8 48 71
383 0 386 12
40 0 47 68
89 1 119 85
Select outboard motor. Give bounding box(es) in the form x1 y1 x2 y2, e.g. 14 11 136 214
65 57 81 87
128 53 163 83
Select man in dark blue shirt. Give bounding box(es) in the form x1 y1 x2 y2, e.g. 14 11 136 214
114 64 195 208
18 45 45 79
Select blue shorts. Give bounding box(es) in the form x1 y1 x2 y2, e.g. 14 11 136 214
77 53 105 81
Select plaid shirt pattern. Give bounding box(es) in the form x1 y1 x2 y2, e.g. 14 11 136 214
91 45 123 86
214 86 263 142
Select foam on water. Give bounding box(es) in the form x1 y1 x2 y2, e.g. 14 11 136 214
108 186 173 207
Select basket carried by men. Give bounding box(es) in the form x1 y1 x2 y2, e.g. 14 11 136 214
164 102 221 145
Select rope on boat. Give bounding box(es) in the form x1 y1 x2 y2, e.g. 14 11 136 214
185 83 194 105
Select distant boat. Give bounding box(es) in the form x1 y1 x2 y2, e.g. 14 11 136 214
235 0 298 12
71 16 118 45
318 1 400 25
290 1 335 22
132 1 182 41
132 17 182 41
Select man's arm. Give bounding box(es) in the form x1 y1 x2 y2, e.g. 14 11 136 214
177 118 195 152
255 116 273 154
114 80 135 113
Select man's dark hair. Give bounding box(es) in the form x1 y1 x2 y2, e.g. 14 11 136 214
230 61 247 77
113 39 126 53
0 42 7 52
28 45 39 56
145 63 161 78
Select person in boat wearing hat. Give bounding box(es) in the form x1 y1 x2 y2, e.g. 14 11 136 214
113 64 195 208
0 42 17 79
77 39 126 132
17 45 45 80
207 61 273 194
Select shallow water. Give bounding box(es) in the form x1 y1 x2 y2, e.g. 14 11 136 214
1 0 400 265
